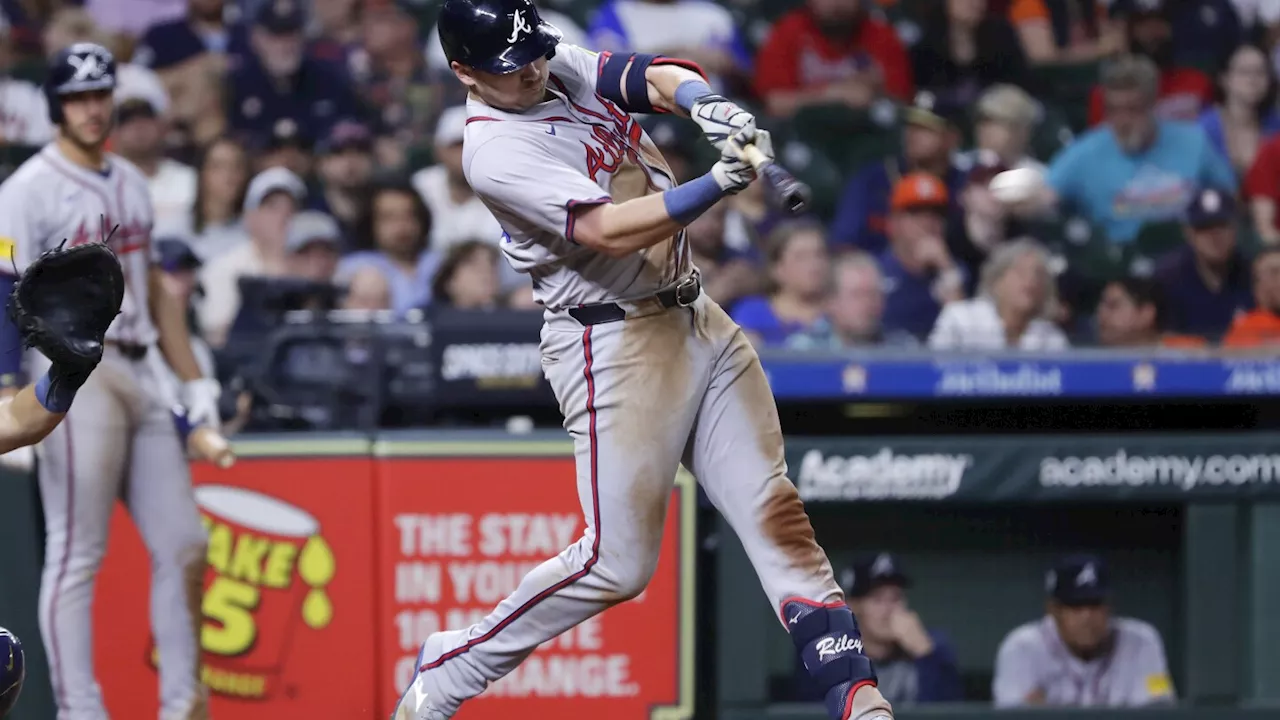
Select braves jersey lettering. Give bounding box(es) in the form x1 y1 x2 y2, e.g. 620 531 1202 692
463 43 689 310
0 145 158 346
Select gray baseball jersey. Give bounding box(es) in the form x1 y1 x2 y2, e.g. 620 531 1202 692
993 616 1176 708
463 43 691 310
396 43 844 719
0 143 209 719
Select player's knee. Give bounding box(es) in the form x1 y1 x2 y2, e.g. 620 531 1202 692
601 553 660 602
782 599 878 719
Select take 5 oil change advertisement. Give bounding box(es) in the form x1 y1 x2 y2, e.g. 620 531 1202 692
91 436 696 720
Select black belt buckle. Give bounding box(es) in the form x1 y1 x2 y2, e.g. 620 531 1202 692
674 276 700 307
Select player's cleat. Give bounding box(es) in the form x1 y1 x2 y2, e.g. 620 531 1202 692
782 598 892 720
392 637 449 720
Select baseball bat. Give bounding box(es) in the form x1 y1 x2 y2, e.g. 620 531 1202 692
188 425 236 469
735 141 811 216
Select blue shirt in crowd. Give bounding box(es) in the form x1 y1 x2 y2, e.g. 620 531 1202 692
1198 106 1280 169
730 295 819 345
1154 245 1253 340
336 251 440 316
1046 120 1236 244
878 250 965 341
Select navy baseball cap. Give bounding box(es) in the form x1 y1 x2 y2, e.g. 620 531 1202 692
1110 0 1170 19
318 120 373 155
155 237 202 272
839 552 912 598
256 0 305 34
1185 187 1236 229
1046 554 1111 606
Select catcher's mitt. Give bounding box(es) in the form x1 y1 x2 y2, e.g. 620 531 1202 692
7 240 125 378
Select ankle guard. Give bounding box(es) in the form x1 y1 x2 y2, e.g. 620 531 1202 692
783 599 878 720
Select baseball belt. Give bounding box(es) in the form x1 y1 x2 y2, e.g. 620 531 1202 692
568 274 701 326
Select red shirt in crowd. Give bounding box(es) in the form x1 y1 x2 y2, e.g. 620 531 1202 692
1087 67 1214 126
753 10 914 102
1244 134 1280 231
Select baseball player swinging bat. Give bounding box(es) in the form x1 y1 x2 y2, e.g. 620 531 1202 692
391 1 893 719
731 138 811 215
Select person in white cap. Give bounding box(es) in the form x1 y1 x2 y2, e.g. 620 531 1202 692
411 104 502 252
0 12 54 147
197 166 307 346
111 63 198 237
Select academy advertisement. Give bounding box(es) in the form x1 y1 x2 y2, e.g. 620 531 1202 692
374 450 696 720
787 434 1280 501
93 456 380 719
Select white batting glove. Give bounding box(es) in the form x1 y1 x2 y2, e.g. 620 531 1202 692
690 94 756 151
181 378 222 431
710 127 772 194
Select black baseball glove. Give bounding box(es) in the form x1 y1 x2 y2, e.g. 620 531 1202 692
7 240 125 385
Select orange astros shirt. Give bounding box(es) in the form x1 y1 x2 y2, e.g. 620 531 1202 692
1222 310 1280 348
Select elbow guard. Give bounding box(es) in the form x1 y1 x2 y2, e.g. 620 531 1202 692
597 51 706 114
0 275 21 387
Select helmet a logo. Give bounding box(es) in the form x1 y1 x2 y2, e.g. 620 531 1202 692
68 53 106 83
507 9 533 43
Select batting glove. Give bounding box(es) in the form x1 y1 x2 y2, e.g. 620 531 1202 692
690 94 756 151
711 127 772 194
181 378 222 431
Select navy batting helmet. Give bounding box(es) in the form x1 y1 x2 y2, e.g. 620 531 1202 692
0 627 24 718
45 42 118 125
437 0 560 75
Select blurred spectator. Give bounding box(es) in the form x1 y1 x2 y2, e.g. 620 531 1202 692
310 0 361 66
993 554 1175 707
929 238 1067 350
133 0 233 152
910 0 1028 109
1233 0 1280 37
112 64 197 238
154 235 217 406
1242 124 1280 243
85 0 183 38
350 0 435 170
952 151 1019 271
1165 0 1246 74
786 251 918 349
198 166 307 347
1222 247 1280 347
190 136 251 260
753 0 913 118
250 117 314 178
879 173 967 340
731 219 830 346
228 0 367 154
312 119 375 243
1087 1 1214 125
1199 43 1280 177
285 210 343 283
411 106 503 252
1094 275 1204 347
587 0 751 93
964 84 1046 173
1004 0 1125 64
1042 55 1235 245
830 91 965 253
430 240 503 310
1155 187 1252 340
687 199 762 310
0 19 51 146
341 265 393 311
336 175 437 315
41 7 111 58
824 554 962 705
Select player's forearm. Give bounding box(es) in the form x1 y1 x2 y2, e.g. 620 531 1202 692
576 174 728 257
149 268 204 381
0 383 64 454
645 64 711 115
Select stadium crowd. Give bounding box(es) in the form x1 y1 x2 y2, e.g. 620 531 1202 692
0 0 1277 355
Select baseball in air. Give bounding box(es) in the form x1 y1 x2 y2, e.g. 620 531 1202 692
988 167 1046 204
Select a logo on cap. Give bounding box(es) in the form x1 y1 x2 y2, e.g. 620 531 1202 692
508 9 533 43
1202 190 1221 212
1075 562 1098 587
871 553 895 577
916 177 936 198
68 53 108 83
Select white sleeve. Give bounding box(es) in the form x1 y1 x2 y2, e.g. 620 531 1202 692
992 629 1045 708
0 175 42 276
467 136 611 244
1127 625 1176 706
547 43 604 98
927 303 965 350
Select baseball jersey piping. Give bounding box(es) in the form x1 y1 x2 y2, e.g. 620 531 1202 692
420 325 602 672
45 422 76 708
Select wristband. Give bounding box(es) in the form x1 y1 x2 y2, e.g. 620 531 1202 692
663 173 725 226
674 80 714 114
35 367 80 414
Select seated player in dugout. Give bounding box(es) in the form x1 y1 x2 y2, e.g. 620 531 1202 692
993 554 1176 708
794 553 962 706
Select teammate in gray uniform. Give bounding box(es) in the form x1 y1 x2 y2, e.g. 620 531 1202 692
392 1 894 719
993 554 1176 708
0 43 219 720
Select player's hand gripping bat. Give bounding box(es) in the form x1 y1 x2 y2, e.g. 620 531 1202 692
731 139 812 216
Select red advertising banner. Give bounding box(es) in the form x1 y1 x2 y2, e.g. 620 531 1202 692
374 445 696 720
93 449 380 719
